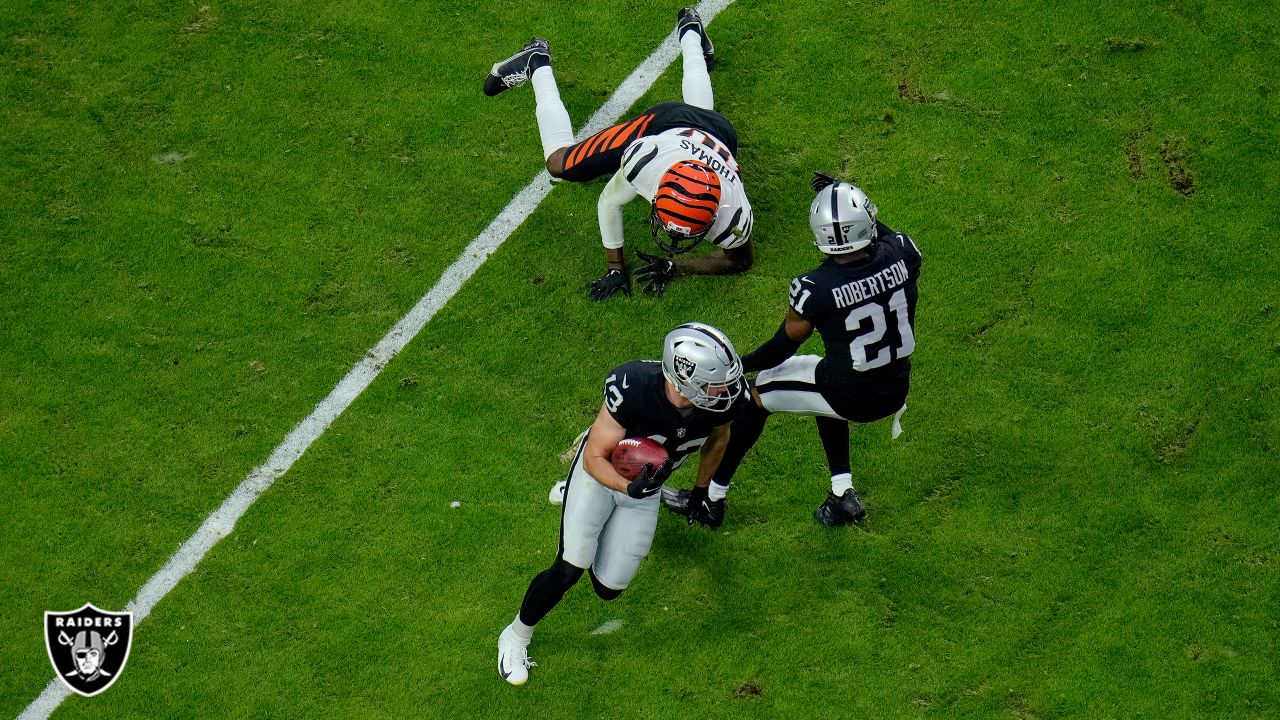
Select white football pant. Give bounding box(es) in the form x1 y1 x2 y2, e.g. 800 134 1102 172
754 355 845 418
680 30 714 110
559 437 661 591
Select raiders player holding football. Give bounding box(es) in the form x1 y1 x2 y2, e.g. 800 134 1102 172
483 8 753 300
665 172 921 527
497 323 749 685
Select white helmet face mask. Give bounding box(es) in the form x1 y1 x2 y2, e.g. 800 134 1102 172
661 323 744 412
810 182 878 254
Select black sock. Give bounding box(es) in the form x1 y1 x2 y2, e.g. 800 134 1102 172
815 416 851 478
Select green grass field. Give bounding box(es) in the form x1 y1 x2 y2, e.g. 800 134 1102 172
3 0 1278 717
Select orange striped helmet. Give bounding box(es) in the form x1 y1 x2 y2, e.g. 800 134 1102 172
651 160 721 254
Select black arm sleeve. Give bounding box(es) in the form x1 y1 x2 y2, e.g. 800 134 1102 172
741 323 803 373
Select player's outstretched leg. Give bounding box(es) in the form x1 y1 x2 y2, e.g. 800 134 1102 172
677 7 715 68
497 558 584 685
677 7 714 109
483 37 575 169
484 37 550 96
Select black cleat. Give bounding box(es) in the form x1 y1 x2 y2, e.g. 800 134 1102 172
689 496 725 528
814 488 866 526
484 37 551 97
660 486 691 516
676 7 715 69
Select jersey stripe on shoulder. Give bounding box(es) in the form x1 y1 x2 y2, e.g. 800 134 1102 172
709 206 743 246
626 145 660 182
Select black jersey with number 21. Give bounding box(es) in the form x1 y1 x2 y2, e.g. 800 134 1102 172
789 222 922 394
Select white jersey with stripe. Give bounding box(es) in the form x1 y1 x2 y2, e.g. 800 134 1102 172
596 127 753 251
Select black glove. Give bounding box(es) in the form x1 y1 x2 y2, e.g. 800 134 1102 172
686 485 726 528
587 268 631 301
811 170 839 192
627 461 673 499
634 251 677 296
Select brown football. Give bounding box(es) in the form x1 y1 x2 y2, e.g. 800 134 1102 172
611 437 670 480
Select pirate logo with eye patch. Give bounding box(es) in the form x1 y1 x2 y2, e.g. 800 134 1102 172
45 604 133 697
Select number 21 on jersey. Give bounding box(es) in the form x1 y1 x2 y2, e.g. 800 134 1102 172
790 278 915 372
845 289 914 370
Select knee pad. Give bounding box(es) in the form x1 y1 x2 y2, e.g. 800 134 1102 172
589 567 623 601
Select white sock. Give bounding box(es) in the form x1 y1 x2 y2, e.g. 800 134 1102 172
707 481 729 502
680 31 713 110
508 615 535 643
531 66 574 161
831 473 853 496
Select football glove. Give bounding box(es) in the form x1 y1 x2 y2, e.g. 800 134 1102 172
660 486 691 516
811 170 839 192
626 461 673 499
685 485 725 528
587 268 631 301
634 251 677 296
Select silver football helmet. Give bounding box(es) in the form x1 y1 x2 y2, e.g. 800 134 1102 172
661 323 743 412
810 181 878 254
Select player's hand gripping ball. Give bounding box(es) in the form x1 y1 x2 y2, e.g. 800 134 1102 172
611 437 670 480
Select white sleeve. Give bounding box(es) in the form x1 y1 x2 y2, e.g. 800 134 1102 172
597 171 639 250
706 189 752 250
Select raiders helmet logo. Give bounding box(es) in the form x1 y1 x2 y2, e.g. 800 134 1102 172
673 354 697 381
45 604 133 697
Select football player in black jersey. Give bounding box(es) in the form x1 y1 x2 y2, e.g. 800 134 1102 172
497 323 749 685
664 172 921 527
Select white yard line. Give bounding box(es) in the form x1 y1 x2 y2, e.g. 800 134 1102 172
18 1 735 716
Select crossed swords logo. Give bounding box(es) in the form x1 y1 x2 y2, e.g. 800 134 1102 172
44 604 133 697
54 628 120 681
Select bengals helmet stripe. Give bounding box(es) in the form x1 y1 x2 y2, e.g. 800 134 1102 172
654 160 721 238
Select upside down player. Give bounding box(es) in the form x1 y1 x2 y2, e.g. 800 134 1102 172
496 323 748 685
483 8 754 300
664 172 921 528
